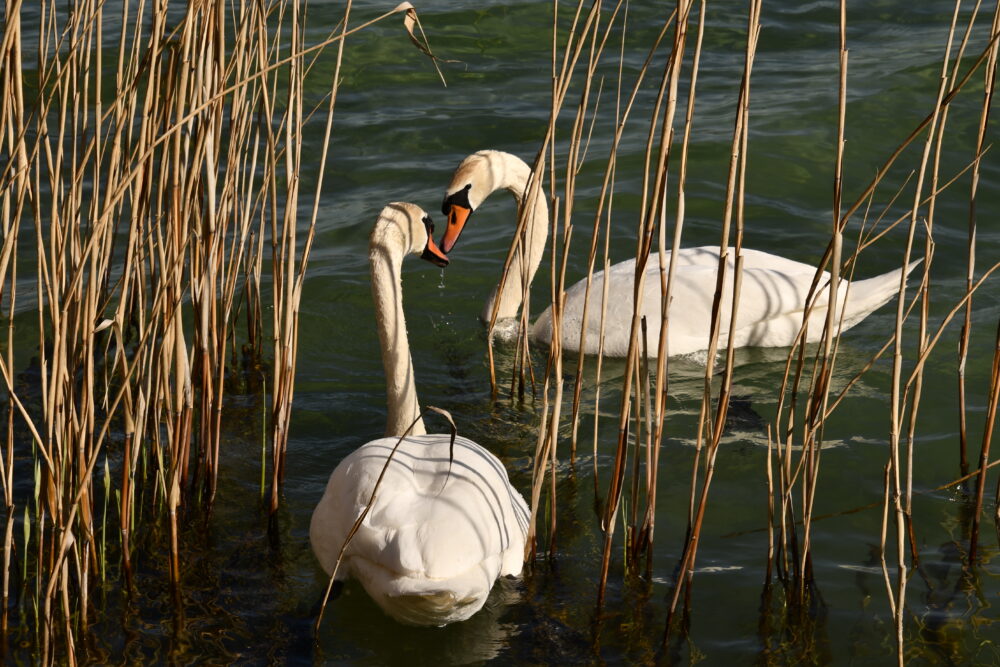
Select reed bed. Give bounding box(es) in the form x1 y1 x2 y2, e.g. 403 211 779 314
485 1 1000 664
0 0 435 662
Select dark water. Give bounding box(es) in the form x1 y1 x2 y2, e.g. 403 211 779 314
10 0 1000 664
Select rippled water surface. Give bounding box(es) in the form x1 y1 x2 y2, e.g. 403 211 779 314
11 0 1000 664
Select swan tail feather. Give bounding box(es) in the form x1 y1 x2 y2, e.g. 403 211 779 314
840 258 922 328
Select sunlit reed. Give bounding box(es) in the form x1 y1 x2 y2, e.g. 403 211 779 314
0 1 436 661
473 1 1000 664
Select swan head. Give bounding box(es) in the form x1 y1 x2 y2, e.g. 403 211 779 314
439 150 528 254
375 202 449 267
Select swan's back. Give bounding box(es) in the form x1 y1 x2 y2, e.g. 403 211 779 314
532 246 916 357
310 434 529 626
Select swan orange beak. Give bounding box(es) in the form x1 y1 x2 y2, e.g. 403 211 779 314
419 215 449 267
421 233 449 267
441 204 471 254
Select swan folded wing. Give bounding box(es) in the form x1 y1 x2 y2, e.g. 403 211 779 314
313 435 528 584
724 261 917 347
637 262 831 355
535 250 833 357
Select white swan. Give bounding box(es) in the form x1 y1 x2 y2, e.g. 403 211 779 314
439 150 918 357
310 203 529 626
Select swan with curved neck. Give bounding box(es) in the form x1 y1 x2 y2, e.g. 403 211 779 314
441 150 549 323
440 150 918 357
310 202 528 626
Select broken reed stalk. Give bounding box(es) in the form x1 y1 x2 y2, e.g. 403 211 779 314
0 1 436 661
314 407 456 632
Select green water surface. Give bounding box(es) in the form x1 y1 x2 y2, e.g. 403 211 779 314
9 0 1000 664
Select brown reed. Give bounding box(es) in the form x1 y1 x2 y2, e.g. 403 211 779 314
0 1 437 662
469 0 1000 660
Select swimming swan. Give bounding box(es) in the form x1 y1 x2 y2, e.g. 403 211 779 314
439 150 918 357
310 203 529 626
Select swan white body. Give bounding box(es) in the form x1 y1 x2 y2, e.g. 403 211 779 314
310 203 528 626
441 150 917 357
531 246 916 358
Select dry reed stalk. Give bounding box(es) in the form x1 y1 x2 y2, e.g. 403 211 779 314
595 0 700 607
880 6 973 662
275 0 356 512
483 0 612 406
969 6 1000 526
269 0 307 513
0 0 29 640
663 0 761 635
629 318 653 564
958 0 998 478
569 9 675 526
765 425 775 580
762 3 999 618
536 0 622 553
764 7 1000 656
0 1 437 660
926 0 979 486
969 318 1000 558
900 0 972 566
790 0 850 597
566 8 672 461
516 0 617 560
587 45 622 498
641 0 706 574
768 135 943 588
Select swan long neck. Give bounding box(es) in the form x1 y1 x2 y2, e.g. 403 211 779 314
370 210 426 437
480 153 550 323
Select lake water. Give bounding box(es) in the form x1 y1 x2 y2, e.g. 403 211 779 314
8 0 1000 664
